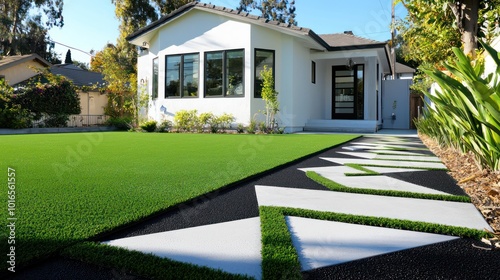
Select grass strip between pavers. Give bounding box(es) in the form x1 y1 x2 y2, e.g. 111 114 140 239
344 163 380 176
260 206 492 280
62 242 252 280
306 171 471 202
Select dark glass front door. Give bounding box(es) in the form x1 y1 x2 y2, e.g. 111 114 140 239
332 65 364 119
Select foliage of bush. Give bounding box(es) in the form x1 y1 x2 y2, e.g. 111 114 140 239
140 120 158 132
15 79 80 119
197 112 215 132
172 110 235 133
217 113 235 133
174 109 198 132
156 120 172 133
259 121 267 133
0 80 32 128
105 116 133 130
236 123 245 134
417 42 500 170
0 75 81 128
247 118 257 134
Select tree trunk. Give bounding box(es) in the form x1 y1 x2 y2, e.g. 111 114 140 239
461 0 478 58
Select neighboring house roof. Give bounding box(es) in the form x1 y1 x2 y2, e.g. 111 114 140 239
51 64 105 87
0 53 51 72
395 62 416 74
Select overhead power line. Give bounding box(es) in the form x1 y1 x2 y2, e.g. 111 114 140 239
48 40 94 57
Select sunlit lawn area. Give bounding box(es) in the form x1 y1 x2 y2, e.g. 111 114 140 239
0 132 358 271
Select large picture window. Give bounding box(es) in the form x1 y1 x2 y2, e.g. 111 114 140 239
254 49 275 98
152 57 158 99
205 49 244 97
165 53 199 98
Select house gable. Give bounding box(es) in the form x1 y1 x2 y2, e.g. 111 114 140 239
0 54 51 86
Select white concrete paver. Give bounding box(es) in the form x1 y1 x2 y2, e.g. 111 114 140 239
286 216 458 271
337 151 441 162
255 185 491 231
104 217 262 279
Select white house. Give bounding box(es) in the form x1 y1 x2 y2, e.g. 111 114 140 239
127 2 393 132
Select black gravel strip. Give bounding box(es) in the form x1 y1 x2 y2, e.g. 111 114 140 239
5 257 147 280
302 238 500 280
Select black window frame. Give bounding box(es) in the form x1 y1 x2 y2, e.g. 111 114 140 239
152 57 159 99
164 52 200 98
311 61 316 84
254 48 275 98
204 49 245 98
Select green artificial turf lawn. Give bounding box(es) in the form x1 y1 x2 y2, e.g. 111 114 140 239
0 132 358 270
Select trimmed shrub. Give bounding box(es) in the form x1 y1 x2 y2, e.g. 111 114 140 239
140 120 158 132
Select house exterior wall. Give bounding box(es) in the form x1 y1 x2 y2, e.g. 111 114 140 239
78 91 107 115
485 37 500 75
139 9 253 124
0 60 44 85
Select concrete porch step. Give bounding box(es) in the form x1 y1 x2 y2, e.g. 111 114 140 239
304 119 379 133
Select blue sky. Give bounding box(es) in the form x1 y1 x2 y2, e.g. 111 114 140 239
48 0 406 64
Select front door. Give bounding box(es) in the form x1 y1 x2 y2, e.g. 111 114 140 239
332 65 364 119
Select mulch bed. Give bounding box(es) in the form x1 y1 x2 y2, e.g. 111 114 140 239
419 134 500 246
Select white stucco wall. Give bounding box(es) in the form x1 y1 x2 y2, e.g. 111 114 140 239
485 37 500 75
311 50 382 122
139 9 253 124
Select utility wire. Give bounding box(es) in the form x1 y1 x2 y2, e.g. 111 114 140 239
48 40 94 57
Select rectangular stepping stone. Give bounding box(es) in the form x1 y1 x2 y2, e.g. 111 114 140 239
255 185 491 231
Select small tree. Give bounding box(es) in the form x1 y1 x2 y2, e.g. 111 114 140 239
64 49 73 64
260 65 279 131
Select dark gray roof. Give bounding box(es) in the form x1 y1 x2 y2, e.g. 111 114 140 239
319 33 386 50
127 2 317 43
395 62 416 74
0 54 51 71
50 64 105 87
128 2 388 51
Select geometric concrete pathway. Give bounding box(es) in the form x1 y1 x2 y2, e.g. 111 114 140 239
104 135 492 279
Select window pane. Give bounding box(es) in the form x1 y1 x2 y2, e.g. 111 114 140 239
152 58 158 99
226 50 244 96
205 52 223 96
166 55 181 97
183 54 199 97
356 65 364 119
255 49 274 98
